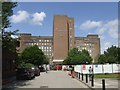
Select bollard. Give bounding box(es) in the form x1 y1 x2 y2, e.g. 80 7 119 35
86 74 88 83
72 71 74 78
77 72 79 78
102 79 105 90
91 74 94 87
82 73 84 81
79 73 80 79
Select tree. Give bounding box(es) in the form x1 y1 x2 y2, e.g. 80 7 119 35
98 45 119 64
2 2 18 78
43 55 49 64
98 54 106 64
19 62 35 68
1 2 17 33
81 50 92 64
20 45 47 66
118 47 120 64
63 48 92 65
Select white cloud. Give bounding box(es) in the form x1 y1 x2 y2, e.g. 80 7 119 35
101 42 112 54
97 27 106 35
80 20 103 30
10 10 46 26
10 10 29 23
31 12 46 26
104 42 111 50
80 19 118 39
99 35 105 40
106 19 118 38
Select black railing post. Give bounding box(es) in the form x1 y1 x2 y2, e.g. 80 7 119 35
78 73 80 79
102 79 105 90
77 72 78 78
91 74 94 87
86 74 88 83
82 73 84 81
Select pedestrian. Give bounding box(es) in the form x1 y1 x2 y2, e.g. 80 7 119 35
88 66 93 81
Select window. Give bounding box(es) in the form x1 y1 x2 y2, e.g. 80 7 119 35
90 54 92 56
89 50 92 53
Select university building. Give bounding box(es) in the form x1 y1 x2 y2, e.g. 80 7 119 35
17 15 100 64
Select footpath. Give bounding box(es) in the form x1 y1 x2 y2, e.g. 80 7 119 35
67 71 119 90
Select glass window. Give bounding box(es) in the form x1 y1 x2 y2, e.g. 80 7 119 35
89 50 92 53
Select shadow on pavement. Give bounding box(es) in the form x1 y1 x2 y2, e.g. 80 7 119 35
2 78 33 89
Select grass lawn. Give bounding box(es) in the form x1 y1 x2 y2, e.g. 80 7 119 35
94 73 120 79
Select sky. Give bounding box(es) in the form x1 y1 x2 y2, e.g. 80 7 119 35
7 2 118 54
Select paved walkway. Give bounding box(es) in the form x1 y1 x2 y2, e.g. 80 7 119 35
3 71 90 89
73 72 119 89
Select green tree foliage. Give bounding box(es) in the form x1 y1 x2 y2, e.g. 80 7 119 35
19 62 35 68
98 45 119 64
43 55 49 64
1 2 17 32
2 2 18 70
63 48 92 65
97 54 106 64
118 47 120 64
20 45 48 66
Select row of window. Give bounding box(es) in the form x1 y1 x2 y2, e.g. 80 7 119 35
76 45 92 49
27 43 52 46
77 46 92 52
39 46 52 50
44 53 52 56
39 40 52 42
42 49 52 52
78 48 92 56
76 42 92 46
